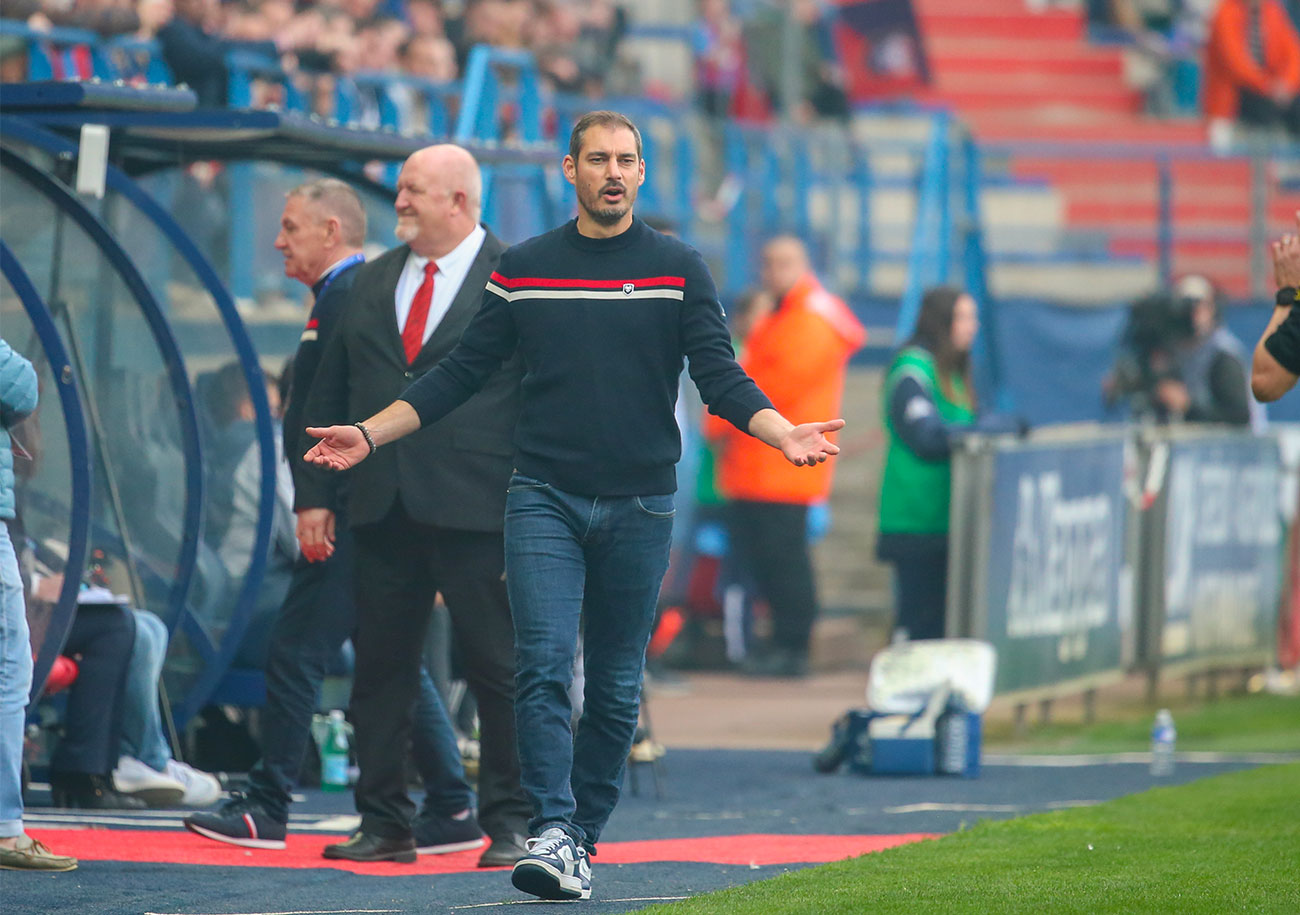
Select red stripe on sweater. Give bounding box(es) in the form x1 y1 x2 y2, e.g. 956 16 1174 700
488 274 685 290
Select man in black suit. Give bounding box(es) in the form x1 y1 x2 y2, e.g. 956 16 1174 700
298 145 530 865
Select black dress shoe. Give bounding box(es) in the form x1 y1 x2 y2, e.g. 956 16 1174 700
322 831 417 863
477 832 528 867
50 772 147 810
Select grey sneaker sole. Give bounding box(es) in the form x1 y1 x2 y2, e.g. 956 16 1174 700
416 837 486 855
511 859 591 900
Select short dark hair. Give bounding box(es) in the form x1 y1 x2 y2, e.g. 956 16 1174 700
568 110 642 162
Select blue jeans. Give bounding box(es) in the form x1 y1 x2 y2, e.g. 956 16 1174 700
504 473 674 850
120 609 170 771
0 523 33 838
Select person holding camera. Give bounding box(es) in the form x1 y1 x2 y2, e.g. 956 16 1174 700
1163 274 1261 428
1106 279 1258 426
1252 214 1300 401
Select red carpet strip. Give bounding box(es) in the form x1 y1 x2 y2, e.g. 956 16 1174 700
28 829 936 876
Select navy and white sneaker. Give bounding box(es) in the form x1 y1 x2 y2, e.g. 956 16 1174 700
184 793 288 850
510 826 592 900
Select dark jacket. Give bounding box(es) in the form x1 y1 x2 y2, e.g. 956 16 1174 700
283 255 363 492
157 18 278 107
296 228 521 532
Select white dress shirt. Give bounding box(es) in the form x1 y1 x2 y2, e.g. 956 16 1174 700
394 224 487 347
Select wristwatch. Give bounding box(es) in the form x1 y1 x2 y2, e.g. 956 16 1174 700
1277 286 1298 307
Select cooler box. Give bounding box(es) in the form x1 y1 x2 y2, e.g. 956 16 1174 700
863 712 937 775
846 639 995 778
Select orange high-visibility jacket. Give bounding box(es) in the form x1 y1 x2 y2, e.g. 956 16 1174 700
706 274 865 504
1203 0 1300 120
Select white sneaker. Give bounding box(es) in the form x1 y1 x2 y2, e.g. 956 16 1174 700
112 756 185 807
511 826 592 900
165 759 223 808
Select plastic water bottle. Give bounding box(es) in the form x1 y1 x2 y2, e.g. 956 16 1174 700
321 709 350 792
936 708 969 776
1150 709 1176 777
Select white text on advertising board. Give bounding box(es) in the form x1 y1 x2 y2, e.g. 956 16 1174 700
1007 471 1112 639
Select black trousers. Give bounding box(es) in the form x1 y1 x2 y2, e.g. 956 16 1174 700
246 524 357 822
878 533 949 641
727 501 819 657
51 604 134 776
1239 88 1300 138
351 503 528 841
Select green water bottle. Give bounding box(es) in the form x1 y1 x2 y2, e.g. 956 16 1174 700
321 709 350 792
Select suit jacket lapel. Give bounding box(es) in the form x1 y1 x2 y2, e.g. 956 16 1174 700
414 228 503 367
370 245 411 365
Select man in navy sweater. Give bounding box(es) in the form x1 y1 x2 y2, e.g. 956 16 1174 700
304 111 844 901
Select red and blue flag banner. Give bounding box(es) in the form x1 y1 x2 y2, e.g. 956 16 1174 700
832 0 930 101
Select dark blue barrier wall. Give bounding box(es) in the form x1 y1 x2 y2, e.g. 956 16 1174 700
976 437 1131 694
989 299 1300 427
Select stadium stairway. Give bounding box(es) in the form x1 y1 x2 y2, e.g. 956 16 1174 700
912 0 1300 299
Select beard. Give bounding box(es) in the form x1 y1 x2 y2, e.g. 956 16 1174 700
579 185 632 226
395 218 419 243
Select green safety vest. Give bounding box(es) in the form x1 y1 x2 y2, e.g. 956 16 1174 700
878 346 975 535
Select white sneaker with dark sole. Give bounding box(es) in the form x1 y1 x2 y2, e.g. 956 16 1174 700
112 756 184 808
510 827 592 900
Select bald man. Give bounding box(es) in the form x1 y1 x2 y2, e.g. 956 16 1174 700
293 146 529 864
708 235 864 677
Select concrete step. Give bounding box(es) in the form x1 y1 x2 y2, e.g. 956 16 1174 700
971 113 1208 144
932 50 1123 79
988 258 1158 303
917 9 1083 41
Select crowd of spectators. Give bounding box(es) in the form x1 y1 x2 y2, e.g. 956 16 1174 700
3 0 632 115
690 0 848 123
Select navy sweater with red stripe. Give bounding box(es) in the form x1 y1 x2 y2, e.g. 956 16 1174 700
399 217 773 495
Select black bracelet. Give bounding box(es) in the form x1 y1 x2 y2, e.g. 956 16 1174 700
353 422 376 455
1277 286 1298 307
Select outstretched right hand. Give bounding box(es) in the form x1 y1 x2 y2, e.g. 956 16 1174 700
304 425 371 471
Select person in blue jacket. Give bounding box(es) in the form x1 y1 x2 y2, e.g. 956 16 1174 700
0 338 77 871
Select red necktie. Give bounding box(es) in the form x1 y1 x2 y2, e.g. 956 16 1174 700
402 261 437 364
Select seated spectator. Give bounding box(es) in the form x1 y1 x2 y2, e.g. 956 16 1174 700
25 551 222 808
198 362 295 671
8 0 141 37
112 602 222 808
691 0 747 118
406 0 446 38
401 33 457 81
156 0 284 107
1204 0 1300 148
745 0 849 121
392 34 458 132
47 593 139 809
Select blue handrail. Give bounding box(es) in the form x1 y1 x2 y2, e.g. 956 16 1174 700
898 109 951 343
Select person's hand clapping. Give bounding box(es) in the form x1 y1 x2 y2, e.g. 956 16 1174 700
304 424 371 471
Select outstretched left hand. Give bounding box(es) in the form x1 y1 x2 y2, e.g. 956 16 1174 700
781 419 846 467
